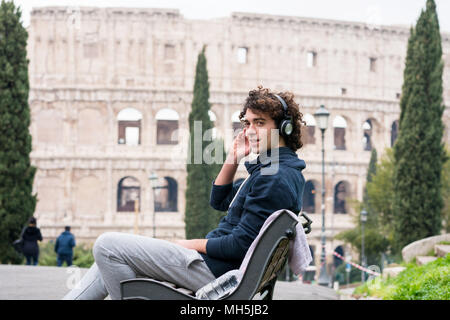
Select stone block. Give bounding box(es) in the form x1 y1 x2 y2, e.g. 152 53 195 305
382 266 405 278
416 256 437 266
434 245 450 258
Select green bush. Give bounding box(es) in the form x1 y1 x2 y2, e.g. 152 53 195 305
28 241 94 268
354 254 450 300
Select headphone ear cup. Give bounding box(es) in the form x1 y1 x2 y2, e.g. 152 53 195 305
280 119 293 136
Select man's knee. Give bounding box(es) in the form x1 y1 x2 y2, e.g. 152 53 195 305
93 232 121 260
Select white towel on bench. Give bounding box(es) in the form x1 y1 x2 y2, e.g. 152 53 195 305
238 209 312 277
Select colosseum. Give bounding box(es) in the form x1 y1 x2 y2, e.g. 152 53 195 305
27 6 450 267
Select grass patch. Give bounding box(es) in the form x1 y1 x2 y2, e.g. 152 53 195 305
354 254 450 300
27 241 94 268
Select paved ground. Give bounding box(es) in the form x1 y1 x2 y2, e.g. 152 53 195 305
0 264 340 300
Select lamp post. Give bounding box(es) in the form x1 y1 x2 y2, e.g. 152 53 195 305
314 105 330 287
149 172 158 238
360 208 368 283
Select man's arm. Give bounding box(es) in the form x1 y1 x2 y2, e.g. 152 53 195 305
174 239 208 254
206 176 295 261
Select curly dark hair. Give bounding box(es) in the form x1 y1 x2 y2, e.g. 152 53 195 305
239 85 306 151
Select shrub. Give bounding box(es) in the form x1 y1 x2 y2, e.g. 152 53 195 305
29 241 94 268
354 254 450 300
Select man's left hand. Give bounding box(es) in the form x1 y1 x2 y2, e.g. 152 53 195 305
173 239 208 254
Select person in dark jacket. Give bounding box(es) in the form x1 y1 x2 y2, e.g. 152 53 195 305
63 86 307 300
55 226 76 267
22 217 43 266
178 85 307 277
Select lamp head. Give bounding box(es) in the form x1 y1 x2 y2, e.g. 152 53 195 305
314 104 330 131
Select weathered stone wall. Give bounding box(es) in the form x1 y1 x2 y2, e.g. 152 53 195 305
27 7 450 265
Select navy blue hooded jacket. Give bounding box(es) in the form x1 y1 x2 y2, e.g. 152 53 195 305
200 146 306 277
55 231 76 256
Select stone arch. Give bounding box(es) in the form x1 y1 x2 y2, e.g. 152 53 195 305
362 119 373 151
334 180 351 214
333 245 345 268
117 176 141 212
302 180 319 214
333 115 348 150
117 108 142 146
302 113 316 145
155 108 179 145
362 117 382 151
154 176 178 212
231 110 242 138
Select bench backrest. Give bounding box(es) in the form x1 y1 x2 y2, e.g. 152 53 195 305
224 210 298 300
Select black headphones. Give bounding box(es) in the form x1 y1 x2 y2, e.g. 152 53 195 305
273 94 293 137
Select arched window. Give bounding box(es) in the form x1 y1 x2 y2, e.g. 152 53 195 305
154 177 178 212
156 108 179 145
391 120 399 147
117 177 140 212
362 119 372 151
302 180 317 213
333 245 345 268
333 116 347 150
117 108 142 146
302 114 316 145
231 111 242 138
334 181 350 214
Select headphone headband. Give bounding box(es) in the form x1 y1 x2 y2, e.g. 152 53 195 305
273 94 293 137
273 94 288 114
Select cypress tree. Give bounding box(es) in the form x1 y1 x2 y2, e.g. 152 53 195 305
363 148 377 206
392 0 447 253
0 1 36 263
185 47 224 239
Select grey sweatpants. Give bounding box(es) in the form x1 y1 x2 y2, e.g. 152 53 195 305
62 232 216 300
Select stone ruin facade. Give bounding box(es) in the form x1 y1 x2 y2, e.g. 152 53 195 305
27 7 450 266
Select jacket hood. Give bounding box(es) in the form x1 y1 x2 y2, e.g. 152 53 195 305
244 146 306 175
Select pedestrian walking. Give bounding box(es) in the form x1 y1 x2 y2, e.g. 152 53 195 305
22 217 43 266
55 226 76 267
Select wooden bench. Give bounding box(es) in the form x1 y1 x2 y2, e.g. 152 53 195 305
120 210 312 300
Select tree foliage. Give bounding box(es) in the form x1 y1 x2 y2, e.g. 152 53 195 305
184 47 225 239
0 0 36 263
392 0 447 253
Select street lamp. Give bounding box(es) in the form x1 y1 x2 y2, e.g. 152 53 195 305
360 208 368 283
314 104 330 287
149 172 159 238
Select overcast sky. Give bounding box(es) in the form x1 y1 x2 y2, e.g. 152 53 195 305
13 0 450 32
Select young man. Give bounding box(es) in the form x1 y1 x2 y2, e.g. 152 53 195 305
63 86 306 300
